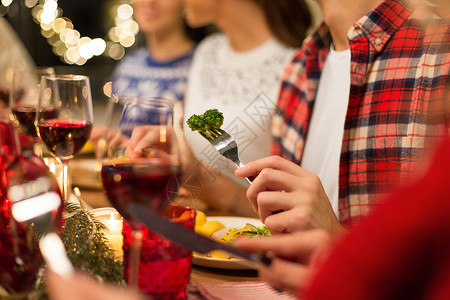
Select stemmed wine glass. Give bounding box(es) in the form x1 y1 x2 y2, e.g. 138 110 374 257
9 67 56 154
36 75 94 200
99 96 181 291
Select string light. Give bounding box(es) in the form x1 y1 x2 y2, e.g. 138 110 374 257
1 0 139 65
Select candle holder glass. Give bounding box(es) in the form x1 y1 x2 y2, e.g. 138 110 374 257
89 207 124 260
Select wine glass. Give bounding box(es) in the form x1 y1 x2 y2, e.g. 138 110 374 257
9 67 56 154
0 119 45 298
36 75 94 201
99 96 181 292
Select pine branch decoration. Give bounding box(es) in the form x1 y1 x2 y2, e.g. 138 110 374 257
35 201 125 299
62 201 124 283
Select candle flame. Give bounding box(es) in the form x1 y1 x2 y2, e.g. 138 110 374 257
49 162 56 173
108 212 121 233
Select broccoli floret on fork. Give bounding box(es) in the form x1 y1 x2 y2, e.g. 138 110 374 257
186 109 253 183
186 109 224 134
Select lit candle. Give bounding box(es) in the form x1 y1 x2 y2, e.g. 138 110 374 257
90 208 123 260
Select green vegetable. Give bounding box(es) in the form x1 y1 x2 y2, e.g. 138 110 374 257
232 224 271 237
186 109 224 132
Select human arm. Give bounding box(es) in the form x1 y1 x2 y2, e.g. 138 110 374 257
46 271 145 300
235 156 342 234
233 229 336 296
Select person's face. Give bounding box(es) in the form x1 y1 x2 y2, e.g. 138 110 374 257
132 0 185 35
182 0 218 28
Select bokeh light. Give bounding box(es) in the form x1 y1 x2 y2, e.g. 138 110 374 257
1 0 13 7
117 4 133 20
2 0 140 65
25 0 39 8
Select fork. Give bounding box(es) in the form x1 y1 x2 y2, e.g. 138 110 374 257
199 128 255 184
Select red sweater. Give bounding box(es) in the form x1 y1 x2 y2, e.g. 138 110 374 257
304 136 450 300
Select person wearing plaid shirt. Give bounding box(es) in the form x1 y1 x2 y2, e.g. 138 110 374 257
236 0 450 233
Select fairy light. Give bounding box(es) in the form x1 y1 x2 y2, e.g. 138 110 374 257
1 0 140 64
2 0 13 7
117 4 132 20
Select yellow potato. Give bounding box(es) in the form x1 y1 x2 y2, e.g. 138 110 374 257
210 250 230 259
195 210 206 227
209 238 230 259
196 220 225 237
80 140 95 153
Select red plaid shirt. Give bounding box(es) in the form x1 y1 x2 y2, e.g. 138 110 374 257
272 0 450 225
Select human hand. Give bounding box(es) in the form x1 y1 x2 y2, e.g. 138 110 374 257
46 271 145 300
124 125 177 159
233 229 334 296
235 156 341 234
90 125 128 158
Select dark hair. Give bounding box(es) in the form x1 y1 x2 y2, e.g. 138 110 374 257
132 23 216 50
185 24 217 44
257 0 312 48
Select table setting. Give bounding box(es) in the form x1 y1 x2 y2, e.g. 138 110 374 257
0 74 295 299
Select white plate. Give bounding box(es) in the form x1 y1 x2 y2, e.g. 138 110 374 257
192 216 263 270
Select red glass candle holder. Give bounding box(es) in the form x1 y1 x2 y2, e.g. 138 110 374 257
122 205 196 299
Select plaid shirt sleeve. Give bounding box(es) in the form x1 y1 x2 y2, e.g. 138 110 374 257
272 0 450 226
271 24 332 163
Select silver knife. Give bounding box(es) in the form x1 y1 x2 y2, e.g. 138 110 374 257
127 202 271 269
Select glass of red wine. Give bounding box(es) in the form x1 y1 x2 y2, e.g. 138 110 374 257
0 119 47 298
9 67 56 154
36 75 94 200
99 96 183 293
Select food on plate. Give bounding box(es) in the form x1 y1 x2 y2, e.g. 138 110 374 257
214 223 270 243
193 211 270 259
195 210 206 227
80 140 95 153
196 220 225 237
208 223 270 259
186 109 224 132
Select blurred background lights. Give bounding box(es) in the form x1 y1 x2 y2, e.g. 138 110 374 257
103 81 112 97
43 0 56 11
92 38 107 55
107 42 125 60
117 4 132 20
52 17 66 32
24 0 38 8
2 0 13 7
2 0 139 65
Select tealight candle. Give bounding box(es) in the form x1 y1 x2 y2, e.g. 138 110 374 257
90 207 124 260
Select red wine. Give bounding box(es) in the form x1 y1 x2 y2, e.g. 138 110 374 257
0 219 43 294
12 106 59 137
101 159 181 222
0 123 62 294
0 121 21 167
0 155 63 294
38 120 92 160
